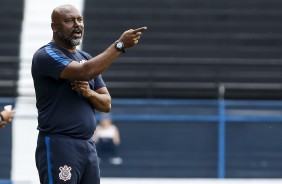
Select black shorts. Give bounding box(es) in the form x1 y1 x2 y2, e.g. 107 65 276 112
35 133 100 184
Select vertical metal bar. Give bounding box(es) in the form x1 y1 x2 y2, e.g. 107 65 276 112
218 99 226 178
218 84 226 178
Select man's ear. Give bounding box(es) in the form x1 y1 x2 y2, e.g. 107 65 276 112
51 22 57 32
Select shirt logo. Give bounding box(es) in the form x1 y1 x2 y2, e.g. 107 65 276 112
79 60 87 64
59 165 72 181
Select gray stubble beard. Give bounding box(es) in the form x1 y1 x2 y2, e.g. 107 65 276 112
70 38 81 46
58 31 82 47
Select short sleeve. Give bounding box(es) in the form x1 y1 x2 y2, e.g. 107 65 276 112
94 75 106 90
32 43 73 80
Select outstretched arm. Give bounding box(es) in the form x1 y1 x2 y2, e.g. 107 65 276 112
60 27 147 81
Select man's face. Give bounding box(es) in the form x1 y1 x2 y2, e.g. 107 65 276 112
55 9 84 47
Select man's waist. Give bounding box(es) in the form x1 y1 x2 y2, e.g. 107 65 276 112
39 131 92 140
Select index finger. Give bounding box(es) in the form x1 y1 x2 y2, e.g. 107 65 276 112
132 27 147 34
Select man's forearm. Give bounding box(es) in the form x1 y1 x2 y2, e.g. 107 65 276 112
83 44 121 80
60 27 147 81
85 90 111 112
60 44 121 81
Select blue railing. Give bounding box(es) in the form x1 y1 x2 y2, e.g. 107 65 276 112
2 97 282 178
0 180 10 184
97 98 282 178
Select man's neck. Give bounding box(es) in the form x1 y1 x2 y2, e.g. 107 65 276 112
52 39 76 53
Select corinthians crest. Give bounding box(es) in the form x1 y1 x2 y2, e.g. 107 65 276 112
59 165 72 181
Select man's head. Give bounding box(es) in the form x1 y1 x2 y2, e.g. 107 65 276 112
51 4 84 48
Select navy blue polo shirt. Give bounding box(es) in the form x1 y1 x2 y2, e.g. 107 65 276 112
31 42 106 139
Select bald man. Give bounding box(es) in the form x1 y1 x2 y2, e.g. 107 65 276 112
32 4 147 184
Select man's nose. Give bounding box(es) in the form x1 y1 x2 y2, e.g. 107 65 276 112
73 19 82 27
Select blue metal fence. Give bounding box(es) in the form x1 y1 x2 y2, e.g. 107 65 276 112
97 98 282 178
1 98 282 179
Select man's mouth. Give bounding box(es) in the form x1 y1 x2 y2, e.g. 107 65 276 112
72 30 82 38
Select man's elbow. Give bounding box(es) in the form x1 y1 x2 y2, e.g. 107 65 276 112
104 103 111 113
83 64 102 81
83 71 97 81
104 96 112 112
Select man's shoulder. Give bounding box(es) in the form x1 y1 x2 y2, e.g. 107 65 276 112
33 44 48 60
33 42 67 60
35 42 64 53
34 43 52 55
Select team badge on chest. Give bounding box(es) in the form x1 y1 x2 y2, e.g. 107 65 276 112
59 165 72 181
